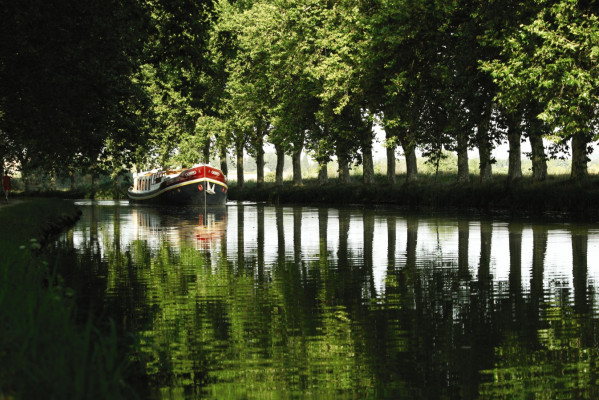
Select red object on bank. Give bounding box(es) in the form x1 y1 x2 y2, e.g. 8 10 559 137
2 175 10 191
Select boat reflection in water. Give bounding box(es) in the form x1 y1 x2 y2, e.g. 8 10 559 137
131 204 227 251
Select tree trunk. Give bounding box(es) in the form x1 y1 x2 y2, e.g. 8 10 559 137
385 125 397 184
400 135 418 183
526 105 548 181
292 144 302 185
476 110 493 183
91 172 97 198
529 133 547 181
219 145 228 176
68 165 76 191
255 135 265 187
202 142 211 164
0 161 4 196
456 130 469 183
571 134 589 180
113 173 120 199
405 147 418 182
383 111 400 185
236 143 244 188
362 136 375 185
49 169 57 191
478 143 493 182
337 151 350 183
317 161 328 185
275 144 285 186
24 173 30 192
506 115 522 182
386 143 396 184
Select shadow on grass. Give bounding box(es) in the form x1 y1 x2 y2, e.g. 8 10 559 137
0 199 140 400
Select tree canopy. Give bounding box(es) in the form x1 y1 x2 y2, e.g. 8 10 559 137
1 0 597 183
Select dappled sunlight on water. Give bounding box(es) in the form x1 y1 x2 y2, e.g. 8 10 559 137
57 200 599 399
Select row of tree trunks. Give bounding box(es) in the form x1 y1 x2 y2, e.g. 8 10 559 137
230 128 591 186
385 123 418 183
5 132 588 193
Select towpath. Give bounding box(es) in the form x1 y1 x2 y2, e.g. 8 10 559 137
0 198 28 208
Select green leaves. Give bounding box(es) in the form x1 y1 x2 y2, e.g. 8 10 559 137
0 0 151 172
3 0 597 181
485 0 599 140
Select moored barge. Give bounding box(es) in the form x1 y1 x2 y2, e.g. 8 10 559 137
128 164 227 205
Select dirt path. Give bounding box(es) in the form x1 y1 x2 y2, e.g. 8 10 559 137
0 198 27 208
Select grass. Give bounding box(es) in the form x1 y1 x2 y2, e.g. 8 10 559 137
0 199 137 400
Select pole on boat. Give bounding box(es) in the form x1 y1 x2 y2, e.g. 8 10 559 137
203 164 207 218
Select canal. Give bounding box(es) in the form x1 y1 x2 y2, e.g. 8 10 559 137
52 200 599 399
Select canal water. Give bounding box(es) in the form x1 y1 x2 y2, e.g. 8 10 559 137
53 201 599 399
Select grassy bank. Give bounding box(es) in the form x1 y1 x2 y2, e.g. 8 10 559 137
228 174 599 218
9 171 599 218
0 199 135 400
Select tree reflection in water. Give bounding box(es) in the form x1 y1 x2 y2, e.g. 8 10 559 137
54 202 599 399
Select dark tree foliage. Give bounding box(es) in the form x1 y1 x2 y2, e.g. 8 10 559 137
0 0 151 170
1 0 597 184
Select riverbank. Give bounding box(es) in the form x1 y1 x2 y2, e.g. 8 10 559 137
7 173 599 219
227 174 599 219
0 199 134 400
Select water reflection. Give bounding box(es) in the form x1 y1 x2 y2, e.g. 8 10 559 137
58 202 599 399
